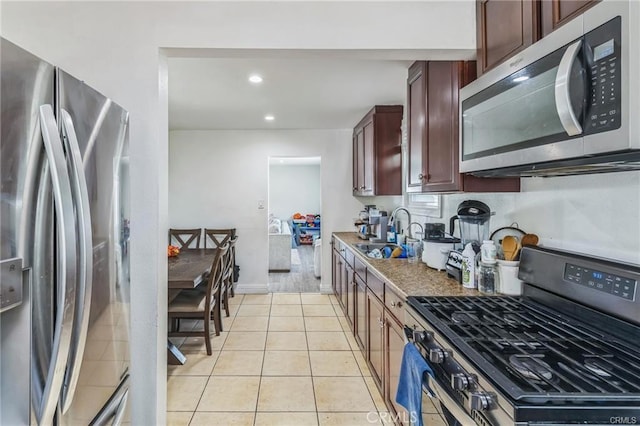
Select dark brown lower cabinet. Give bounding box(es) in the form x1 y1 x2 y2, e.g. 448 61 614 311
332 248 343 305
340 256 348 312
386 314 409 424
332 240 409 424
345 263 355 330
355 274 367 351
367 291 385 389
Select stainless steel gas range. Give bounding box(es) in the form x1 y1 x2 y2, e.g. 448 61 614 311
404 246 640 425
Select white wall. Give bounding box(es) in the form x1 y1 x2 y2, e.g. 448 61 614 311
169 130 362 293
0 1 475 422
269 164 321 220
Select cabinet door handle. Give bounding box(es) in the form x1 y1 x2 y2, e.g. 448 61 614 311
353 187 357 191
360 186 365 190
391 300 403 308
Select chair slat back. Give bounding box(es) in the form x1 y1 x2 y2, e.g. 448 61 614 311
169 228 202 249
222 236 238 279
204 228 235 249
205 243 229 308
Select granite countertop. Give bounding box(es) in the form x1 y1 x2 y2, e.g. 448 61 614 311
333 232 482 299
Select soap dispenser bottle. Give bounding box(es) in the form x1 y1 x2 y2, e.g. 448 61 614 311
461 243 477 289
387 225 397 243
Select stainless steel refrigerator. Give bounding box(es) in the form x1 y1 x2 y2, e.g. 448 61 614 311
0 38 131 425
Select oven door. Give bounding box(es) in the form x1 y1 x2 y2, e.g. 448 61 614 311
403 324 476 426
422 372 475 426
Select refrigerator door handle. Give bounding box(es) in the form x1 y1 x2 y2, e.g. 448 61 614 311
59 109 94 413
36 104 78 426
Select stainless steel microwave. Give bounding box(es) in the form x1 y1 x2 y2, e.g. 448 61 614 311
460 1 640 177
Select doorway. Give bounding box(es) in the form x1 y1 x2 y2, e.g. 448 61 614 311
268 156 322 292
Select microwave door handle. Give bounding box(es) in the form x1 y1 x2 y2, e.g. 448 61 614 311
59 109 94 414
554 39 583 136
36 104 78 425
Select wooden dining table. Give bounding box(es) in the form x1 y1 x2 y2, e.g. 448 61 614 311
167 248 217 365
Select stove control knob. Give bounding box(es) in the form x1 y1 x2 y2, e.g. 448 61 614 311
469 392 495 412
428 348 446 364
451 373 476 391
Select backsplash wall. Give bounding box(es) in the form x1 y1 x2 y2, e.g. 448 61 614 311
410 171 640 264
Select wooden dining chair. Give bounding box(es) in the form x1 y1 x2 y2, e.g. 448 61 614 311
204 228 236 298
168 243 228 355
203 228 235 249
220 236 238 317
169 228 202 249
228 235 239 297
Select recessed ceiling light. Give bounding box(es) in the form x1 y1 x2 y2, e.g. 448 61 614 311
513 75 529 82
264 115 275 121
249 74 263 84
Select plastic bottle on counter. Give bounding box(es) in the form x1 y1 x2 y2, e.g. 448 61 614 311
461 243 477 289
480 240 497 264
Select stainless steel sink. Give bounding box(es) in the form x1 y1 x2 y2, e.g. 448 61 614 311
353 242 402 257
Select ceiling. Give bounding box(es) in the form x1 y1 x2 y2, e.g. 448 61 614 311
168 56 412 130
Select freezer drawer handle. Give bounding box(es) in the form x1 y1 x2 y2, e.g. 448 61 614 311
90 374 130 426
34 104 78 426
59 109 94 413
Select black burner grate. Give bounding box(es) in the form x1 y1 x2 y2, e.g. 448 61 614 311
408 296 640 403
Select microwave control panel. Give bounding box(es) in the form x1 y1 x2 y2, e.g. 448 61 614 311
584 17 621 134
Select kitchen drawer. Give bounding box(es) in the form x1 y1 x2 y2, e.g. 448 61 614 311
385 286 404 323
367 272 384 302
354 257 366 280
344 248 355 268
337 242 348 259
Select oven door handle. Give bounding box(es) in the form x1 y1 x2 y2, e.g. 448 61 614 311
426 375 476 426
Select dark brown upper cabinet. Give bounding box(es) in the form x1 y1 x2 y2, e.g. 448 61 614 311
406 61 520 194
477 0 600 75
352 106 403 196
540 0 600 37
476 0 539 75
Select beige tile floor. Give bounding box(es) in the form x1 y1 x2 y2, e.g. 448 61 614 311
167 293 446 426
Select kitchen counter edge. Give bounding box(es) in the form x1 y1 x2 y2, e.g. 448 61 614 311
332 232 482 299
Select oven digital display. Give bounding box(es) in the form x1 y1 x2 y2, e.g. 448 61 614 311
593 39 615 61
564 263 636 301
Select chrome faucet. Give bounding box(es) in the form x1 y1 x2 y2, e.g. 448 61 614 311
390 207 412 239
409 222 424 240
